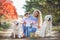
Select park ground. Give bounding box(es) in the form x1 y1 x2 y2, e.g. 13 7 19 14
0 25 60 40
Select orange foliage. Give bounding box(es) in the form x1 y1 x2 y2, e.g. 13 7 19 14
0 0 18 20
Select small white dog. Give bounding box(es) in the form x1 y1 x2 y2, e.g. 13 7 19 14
12 20 23 38
35 15 52 37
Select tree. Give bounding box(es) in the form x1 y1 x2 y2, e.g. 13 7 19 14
0 0 18 20
23 0 60 26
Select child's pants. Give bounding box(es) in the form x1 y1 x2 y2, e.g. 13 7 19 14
22 25 26 35
22 25 37 37
25 27 37 37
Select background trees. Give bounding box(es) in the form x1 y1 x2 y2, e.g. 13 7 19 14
0 0 18 20
0 0 18 30
23 0 60 26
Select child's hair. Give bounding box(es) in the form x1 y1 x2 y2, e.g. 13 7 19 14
24 12 30 16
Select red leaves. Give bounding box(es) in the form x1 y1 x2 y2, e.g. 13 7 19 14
0 0 18 19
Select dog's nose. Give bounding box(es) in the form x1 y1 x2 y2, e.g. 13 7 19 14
48 18 51 21
49 18 50 20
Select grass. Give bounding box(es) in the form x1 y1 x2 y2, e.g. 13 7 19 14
53 26 60 32
0 22 11 31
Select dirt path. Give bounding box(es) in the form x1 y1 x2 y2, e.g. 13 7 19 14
0 31 60 40
0 25 60 40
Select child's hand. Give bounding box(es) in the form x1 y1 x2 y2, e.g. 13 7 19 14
30 22 33 28
23 21 26 26
24 21 26 24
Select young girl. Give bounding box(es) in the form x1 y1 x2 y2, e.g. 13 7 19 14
22 12 31 37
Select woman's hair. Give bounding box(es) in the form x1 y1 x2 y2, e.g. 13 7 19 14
33 9 42 28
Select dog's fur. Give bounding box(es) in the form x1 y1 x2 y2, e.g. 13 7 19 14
12 20 23 38
35 15 52 37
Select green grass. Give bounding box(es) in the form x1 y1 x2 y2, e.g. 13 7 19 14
53 26 60 32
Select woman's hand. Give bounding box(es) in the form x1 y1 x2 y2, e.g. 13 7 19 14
38 26 40 29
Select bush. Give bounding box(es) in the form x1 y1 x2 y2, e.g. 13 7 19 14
53 27 60 32
0 22 10 31
0 27 4 31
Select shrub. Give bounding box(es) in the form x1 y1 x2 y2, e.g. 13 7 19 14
53 27 60 32
0 22 10 31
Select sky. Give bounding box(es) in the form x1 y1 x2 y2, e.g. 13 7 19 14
12 0 26 15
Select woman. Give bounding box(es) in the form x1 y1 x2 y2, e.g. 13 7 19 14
25 9 42 37
29 9 42 32
22 9 42 37
32 9 43 37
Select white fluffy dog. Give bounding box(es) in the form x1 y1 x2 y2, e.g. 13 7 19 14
12 20 23 38
35 15 52 37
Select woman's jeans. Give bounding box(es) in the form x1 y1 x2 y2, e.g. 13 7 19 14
22 25 36 37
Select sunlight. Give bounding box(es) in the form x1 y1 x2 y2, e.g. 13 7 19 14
12 0 26 15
